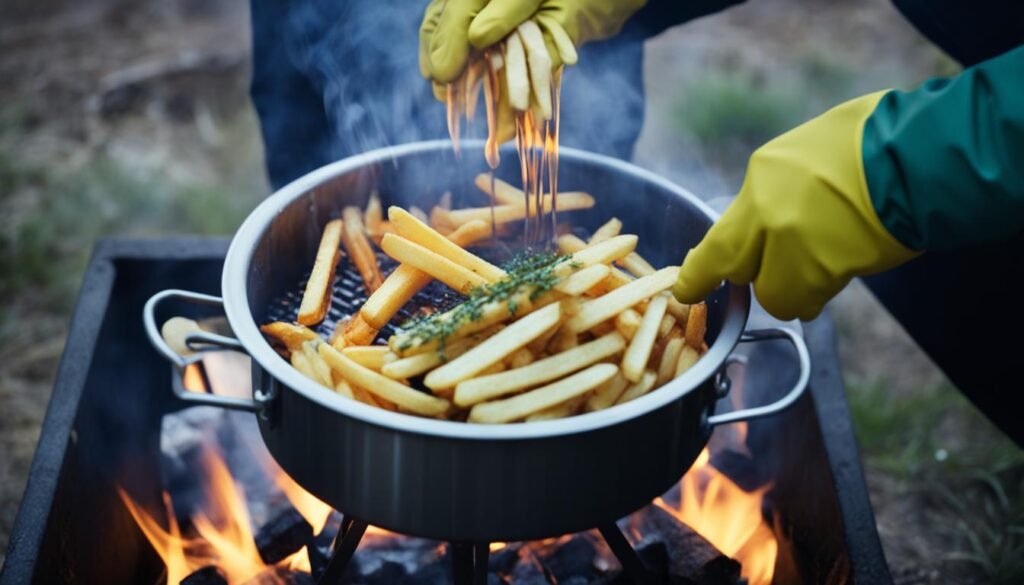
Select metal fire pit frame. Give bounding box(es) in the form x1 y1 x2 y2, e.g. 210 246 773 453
1 238 892 585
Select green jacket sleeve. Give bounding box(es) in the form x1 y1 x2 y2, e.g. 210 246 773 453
863 44 1024 251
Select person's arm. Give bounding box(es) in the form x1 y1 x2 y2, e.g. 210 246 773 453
864 43 1024 251
673 43 1024 321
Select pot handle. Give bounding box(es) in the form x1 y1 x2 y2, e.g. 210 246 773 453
143 289 262 413
707 327 811 427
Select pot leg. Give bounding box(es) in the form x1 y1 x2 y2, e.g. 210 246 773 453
317 516 367 585
451 542 490 585
599 522 663 585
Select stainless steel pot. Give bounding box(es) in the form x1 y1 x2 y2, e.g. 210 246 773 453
143 140 810 543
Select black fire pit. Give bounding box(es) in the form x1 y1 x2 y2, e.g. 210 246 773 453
0 237 892 585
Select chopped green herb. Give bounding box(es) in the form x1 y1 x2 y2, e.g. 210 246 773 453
397 250 572 350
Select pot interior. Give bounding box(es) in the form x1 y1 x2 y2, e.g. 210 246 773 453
236 141 748 432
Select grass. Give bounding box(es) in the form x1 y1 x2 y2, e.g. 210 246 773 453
0 106 267 340
847 377 1024 582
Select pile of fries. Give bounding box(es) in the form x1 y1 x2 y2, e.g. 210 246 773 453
260 176 707 424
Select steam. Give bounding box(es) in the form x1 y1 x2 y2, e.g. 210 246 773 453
273 0 648 173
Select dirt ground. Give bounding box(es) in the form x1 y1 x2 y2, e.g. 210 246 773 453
1 0 1021 582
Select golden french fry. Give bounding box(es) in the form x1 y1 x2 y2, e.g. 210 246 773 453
516 21 552 119
342 207 384 293
506 347 535 369
526 394 586 422
534 13 578 66
301 340 334 387
618 252 656 277
389 207 505 281
526 321 561 354
380 329 492 379
261 322 320 351
615 370 658 405
622 295 669 383
474 173 522 205
674 345 700 378
557 234 634 291
589 218 623 244
685 303 707 349
161 317 207 359
548 326 579 353
290 350 321 384
381 233 489 294
360 220 491 329
658 314 677 338
504 31 530 110
468 363 617 424
364 192 383 234
657 338 684 387
334 379 355 399
319 343 451 416
566 267 679 334
425 302 562 391
584 370 630 412
444 192 594 226
297 219 343 325
454 331 624 407
341 345 391 369
339 313 379 347
614 308 643 341
556 264 610 296
666 296 690 323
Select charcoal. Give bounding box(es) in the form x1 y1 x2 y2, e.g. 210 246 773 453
362 559 409 584
634 505 740 585
508 548 557 585
489 543 523 575
181 565 227 585
544 536 603 582
255 507 313 565
241 567 314 585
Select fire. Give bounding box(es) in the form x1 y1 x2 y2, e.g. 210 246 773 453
656 445 778 585
118 449 276 585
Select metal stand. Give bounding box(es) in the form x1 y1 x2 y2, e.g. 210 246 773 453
317 516 368 585
598 522 663 585
451 542 490 585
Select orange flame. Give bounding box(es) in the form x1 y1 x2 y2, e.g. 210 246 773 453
656 444 777 585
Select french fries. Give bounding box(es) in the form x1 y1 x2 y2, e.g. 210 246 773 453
454 331 625 407
622 295 668 383
468 364 617 424
565 267 678 334
389 207 505 282
439 192 594 227
685 303 708 349
263 191 713 424
342 207 384 293
319 343 451 417
297 219 343 325
381 233 489 294
360 220 492 329
425 302 563 391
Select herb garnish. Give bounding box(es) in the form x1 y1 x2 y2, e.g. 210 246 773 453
397 250 572 350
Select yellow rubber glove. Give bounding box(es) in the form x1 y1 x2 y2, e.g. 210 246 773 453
419 0 646 83
672 91 921 322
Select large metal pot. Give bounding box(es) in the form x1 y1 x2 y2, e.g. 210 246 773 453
143 140 810 543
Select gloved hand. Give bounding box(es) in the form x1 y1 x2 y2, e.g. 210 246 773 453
672 91 921 322
419 0 647 84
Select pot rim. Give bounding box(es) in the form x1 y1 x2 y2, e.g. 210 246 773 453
222 140 750 440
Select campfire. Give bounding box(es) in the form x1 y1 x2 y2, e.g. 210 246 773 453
119 357 780 584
